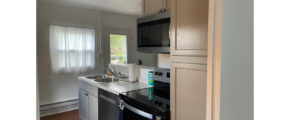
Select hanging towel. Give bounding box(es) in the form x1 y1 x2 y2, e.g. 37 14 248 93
118 99 124 120
152 114 156 120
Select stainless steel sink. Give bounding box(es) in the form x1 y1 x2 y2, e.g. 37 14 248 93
86 75 119 82
94 78 119 82
86 75 103 79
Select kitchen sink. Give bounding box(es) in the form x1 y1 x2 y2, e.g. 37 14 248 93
94 78 119 82
86 75 103 79
86 75 119 82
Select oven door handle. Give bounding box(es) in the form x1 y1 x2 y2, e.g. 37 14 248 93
123 102 153 119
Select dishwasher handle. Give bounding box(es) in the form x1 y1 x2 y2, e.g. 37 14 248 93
100 94 116 104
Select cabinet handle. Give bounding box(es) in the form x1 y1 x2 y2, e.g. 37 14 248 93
85 93 88 96
169 23 171 40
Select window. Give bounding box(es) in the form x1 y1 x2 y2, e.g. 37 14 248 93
49 25 95 74
110 34 127 64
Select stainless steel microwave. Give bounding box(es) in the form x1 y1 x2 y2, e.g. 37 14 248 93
137 11 170 53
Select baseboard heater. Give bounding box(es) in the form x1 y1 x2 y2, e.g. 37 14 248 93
40 99 79 117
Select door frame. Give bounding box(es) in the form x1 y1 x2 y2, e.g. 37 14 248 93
206 0 223 120
102 26 134 68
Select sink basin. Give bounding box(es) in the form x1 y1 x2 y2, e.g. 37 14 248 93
86 75 103 79
86 75 119 83
94 78 119 82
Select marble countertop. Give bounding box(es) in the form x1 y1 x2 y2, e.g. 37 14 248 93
78 75 151 95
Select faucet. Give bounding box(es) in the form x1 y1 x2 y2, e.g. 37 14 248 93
103 67 118 78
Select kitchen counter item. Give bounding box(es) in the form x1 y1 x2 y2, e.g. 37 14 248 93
148 71 154 86
128 63 136 82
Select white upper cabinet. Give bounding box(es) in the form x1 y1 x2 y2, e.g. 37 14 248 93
142 0 171 17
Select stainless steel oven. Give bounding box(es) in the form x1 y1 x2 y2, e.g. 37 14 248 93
119 68 170 120
137 11 170 53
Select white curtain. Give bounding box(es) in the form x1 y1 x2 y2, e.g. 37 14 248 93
49 25 95 74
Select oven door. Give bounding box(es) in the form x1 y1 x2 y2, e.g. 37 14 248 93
122 102 162 120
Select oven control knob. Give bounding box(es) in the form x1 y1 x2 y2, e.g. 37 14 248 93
155 101 159 105
158 102 163 106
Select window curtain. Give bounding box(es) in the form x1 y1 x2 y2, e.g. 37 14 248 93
49 25 95 74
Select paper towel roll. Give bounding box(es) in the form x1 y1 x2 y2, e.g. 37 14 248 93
129 63 136 82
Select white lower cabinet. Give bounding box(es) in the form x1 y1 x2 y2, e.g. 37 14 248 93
88 94 98 120
79 88 98 120
79 89 89 120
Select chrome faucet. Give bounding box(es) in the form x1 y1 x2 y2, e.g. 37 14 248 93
103 67 118 78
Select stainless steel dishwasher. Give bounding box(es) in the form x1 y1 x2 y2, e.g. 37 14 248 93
98 88 119 120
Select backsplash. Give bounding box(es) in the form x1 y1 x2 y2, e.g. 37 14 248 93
108 64 154 85
138 77 149 85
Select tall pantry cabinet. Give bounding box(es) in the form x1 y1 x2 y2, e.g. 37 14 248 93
169 0 209 120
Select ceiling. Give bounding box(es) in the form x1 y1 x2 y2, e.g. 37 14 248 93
46 0 142 16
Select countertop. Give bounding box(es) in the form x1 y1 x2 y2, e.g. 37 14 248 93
78 75 151 95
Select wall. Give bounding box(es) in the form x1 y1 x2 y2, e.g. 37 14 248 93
37 0 103 105
102 12 157 67
157 54 170 69
34 33 39 120
37 0 157 106
220 0 253 120
108 64 155 84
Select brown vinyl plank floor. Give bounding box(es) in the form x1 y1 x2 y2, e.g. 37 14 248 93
40 110 81 120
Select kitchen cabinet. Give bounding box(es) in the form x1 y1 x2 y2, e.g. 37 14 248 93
169 0 209 120
79 89 89 120
170 63 207 120
142 0 170 17
170 0 209 56
88 94 98 120
79 88 98 120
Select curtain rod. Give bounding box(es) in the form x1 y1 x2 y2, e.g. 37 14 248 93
48 24 96 29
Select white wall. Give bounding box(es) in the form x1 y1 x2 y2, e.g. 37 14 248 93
102 12 157 67
37 0 157 105
220 0 253 119
37 0 103 105
157 54 170 69
34 33 39 120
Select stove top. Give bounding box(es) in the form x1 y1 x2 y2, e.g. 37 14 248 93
120 85 170 111
120 68 170 111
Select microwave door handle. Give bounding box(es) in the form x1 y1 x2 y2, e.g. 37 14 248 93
123 102 153 119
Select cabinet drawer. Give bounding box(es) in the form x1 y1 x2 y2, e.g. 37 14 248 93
79 80 98 97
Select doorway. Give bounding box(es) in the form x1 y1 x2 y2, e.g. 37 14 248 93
103 27 133 68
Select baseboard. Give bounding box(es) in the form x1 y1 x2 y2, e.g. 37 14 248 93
40 99 79 117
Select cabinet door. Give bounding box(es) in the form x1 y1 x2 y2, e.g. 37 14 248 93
170 63 207 120
79 89 89 120
142 0 163 16
88 94 98 120
170 0 209 56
